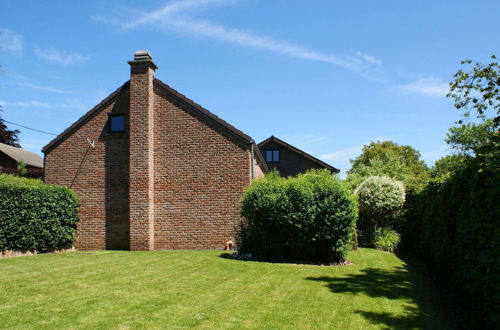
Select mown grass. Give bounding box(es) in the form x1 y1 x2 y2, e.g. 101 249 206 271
0 248 461 329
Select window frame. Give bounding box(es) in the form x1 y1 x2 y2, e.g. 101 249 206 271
265 149 280 162
108 113 126 133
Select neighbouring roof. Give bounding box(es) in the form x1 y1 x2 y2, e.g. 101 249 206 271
258 135 340 173
0 142 44 168
43 78 257 154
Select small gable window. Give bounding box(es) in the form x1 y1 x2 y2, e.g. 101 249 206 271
265 150 280 162
109 114 125 133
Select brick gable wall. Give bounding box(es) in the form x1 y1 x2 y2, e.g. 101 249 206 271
153 85 251 249
44 75 256 250
44 91 130 250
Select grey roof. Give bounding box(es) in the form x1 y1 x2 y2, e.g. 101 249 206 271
0 142 44 168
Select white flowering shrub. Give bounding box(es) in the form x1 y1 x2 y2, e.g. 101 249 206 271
355 176 405 227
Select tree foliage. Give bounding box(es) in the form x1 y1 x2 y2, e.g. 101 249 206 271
446 119 496 156
430 155 467 181
447 55 499 127
346 141 429 191
0 109 21 148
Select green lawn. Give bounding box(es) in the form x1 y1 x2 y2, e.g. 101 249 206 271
0 248 460 329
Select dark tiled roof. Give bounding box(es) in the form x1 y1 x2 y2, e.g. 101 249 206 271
258 135 340 173
0 142 43 168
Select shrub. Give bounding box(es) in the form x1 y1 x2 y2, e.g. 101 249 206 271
355 176 405 228
238 169 357 263
374 227 400 252
354 176 405 246
0 174 79 252
401 157 500 325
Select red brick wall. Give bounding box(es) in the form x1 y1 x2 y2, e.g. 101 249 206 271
153 84 251 249
129 61 156 251
44 79 254 250
44 91 130 250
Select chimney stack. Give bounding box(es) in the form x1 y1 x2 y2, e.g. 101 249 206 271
128 50 157 251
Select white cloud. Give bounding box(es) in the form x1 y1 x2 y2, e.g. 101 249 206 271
4 99 88 111
0 28 23 55
391 77 449 97
17 82 76 94
321 144 363 162
287 134 327 149
93 0 383 80
421 145 450 166
320 137 390 162
35 46 90 65
10 101 53 108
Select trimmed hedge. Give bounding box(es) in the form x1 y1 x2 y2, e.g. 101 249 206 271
238 170 357 263
401 161 500 325
0 174 79 253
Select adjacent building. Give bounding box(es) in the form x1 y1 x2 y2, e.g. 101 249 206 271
0 142 43 176
258 136 339 177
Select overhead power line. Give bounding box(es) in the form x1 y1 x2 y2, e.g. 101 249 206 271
3 119 58 136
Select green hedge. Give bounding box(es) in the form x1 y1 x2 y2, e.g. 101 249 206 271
238 170 357 263
0 174 79 253
401 161 500 325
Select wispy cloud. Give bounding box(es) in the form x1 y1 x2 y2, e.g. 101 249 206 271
321 144 363 162
287 134 327 148
93 0 383 80
7 101 53 108
421 145 450 166
3 99 88 111
320 137 390 162
35 46 90 65
0 28 23 55
17 82 76 94
391 76 449 97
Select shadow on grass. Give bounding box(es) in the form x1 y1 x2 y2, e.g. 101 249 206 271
305 258 484 330
305 266 425 329
218 253 352 266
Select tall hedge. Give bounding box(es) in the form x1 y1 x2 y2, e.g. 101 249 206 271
238 170 357 263
401 161 500 325
0 174 79 253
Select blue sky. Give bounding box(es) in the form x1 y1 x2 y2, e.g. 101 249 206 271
1 0 499 175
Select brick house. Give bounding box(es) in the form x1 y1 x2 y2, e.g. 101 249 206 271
258 136 339 177
0 142 43 177
43 50 268 251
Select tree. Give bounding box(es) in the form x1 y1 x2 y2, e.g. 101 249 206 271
447 55 499 127
446 119 495 156
430 155 467 180
0 109 21 148
346 141 429 191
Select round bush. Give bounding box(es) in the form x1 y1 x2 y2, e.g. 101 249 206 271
238 170 357 263
355 176 405 228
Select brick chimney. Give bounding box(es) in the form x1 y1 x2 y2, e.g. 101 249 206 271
128 50 157 251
